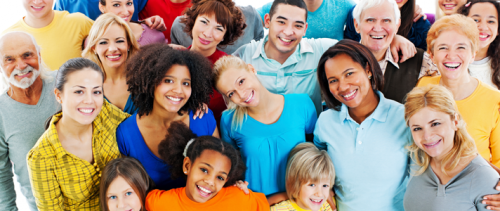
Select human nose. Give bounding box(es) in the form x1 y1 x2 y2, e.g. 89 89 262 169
83 90 93 104
116 197 126 208
283 23 294 36
108 42 118 52
372 21 383 32
15 59 28 70
203 27 213 38
478 20 488 31
338 79 349 92
172 81 182 93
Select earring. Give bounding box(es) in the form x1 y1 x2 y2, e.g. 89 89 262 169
184 171 187 174
368 75 372 79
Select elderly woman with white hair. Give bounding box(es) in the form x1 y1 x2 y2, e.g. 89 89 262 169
349 0 438 103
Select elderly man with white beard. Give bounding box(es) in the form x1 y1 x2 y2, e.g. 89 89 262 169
0 31 59 211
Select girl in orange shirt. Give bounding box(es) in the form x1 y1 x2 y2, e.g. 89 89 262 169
146 121 270 211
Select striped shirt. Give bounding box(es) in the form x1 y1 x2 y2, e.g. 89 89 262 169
27 100 129 210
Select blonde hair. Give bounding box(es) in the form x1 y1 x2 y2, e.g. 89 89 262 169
404 85 477 176
213 56 253 130
427 14 479 56
285 142 335 203
82 13 139 79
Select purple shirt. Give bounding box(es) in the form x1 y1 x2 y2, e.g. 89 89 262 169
137 23 167 46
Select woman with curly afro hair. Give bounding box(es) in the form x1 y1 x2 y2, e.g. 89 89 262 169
181 0 247 128
116 43 218 191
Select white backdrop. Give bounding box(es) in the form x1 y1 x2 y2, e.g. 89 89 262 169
0 0 435 210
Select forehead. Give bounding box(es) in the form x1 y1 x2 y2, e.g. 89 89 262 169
360 1 395 19
0 35 36 57
216 67 248 88
165 64 191 78
107 176 133 193
272 4 307 22
435 29 471 45
195 149 231 172
64 68 104 86
409 106 449 123
469 3 498 18
325 54 364 75
101 23 127 38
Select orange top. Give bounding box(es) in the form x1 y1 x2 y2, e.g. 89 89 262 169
146 186 270 211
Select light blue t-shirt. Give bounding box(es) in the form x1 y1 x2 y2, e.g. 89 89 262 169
233 36 337 115
54 0 148 21
256 0 355 40
221 94 317 196
314 91 412 211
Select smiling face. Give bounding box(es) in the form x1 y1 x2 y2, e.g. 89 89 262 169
409 107 458 161
99 0 135 22
355 1 400 54
216 65 261 108
264 4 308 57
106 176 142 211
55 68 104 126
325 54 375 109
94 23 129 71
153 64 192 113
430 29 475 81
468 3 499 51
191 13 226 53
439 0 467 16
0 33 41 89
22 0 54 20
183 149 231 203
295 178 331 211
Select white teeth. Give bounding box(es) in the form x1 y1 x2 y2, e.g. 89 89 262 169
311 199 322 203
198 185 212 194
343 89 357 98
280 37 292 42
167 96 181 101
32 6 43 9
107 55 120 59
425 140 440 147
444 63 460 69
79 108 93 114
370 35 384 39
480 35 489 38
244 91 253 103
444 5 455 8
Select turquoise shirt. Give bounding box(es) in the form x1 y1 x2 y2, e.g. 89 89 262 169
314 91 412 211
256 0 355 40
233 36 337 115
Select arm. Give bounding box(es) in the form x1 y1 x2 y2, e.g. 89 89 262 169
489 108 500 168
390 35 416 63
0 136 17 210
343 5 360 41
27 152 64 210
142 16 166 32
267 192 288 206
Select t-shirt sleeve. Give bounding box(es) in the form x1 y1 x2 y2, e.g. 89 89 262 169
256 2 272 24
116 122 129 156
145 189 172 211
343 5 360 42
249 191 271 211
471 164 500 211
205 109 217 135
220 112 237 148
170 16 186 46
0 126 16 210
313 118 327 150
301 95 317 134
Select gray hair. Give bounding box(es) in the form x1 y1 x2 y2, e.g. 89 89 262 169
0 31 53 93
353 0 401 25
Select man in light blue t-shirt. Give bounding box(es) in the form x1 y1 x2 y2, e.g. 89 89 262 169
234 0 338 115
257 0 355 40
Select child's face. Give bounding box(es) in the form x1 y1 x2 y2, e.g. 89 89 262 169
106 176 142 211
183 149 232 203
296 178 331 211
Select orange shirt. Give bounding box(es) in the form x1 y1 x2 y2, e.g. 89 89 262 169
146 186 270 211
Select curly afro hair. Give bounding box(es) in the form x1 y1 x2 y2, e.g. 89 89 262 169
126 44 213 117
181 0 247 47
158 121 246 186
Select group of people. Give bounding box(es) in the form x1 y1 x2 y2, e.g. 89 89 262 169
2 0 500 210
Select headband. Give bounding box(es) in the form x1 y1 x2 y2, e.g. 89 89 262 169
183 138 196 157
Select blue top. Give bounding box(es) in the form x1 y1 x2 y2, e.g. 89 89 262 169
104 95 137 115
256 0 355 40
233 36 337 115
314 91 412 211
116 109 217 190
54 0 148 21
343 5 431 50
220 94 317 196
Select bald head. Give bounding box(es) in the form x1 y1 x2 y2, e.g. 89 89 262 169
0 32 40 55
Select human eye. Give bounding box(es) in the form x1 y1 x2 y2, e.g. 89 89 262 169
329 79 338 84
98 41 108 45
309 183 316 187
412 127 421 132
278 20 285 24
346 72 354 77
239 79 245 85
113 3 120 7
108 195 117 200
75 90 83 94
200 168 208 174
438 46 447 51
127 2 133 6
295 24 303 28
117 39 125 43
201 20 208 25
94 90 102 95
383 19 391 23
228 92 234 98
216 27 225 32
164 78 173 83
366 18 374 22
431 122 441 127
322 184 329 188
183 81 190 86
217 176 226 181
125 191 133 196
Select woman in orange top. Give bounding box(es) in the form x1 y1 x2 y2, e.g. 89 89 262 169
145 121 270 211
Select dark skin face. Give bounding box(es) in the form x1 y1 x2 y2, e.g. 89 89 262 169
183 149 232 203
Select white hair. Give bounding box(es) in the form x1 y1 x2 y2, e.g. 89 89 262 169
0 31 52 93
353 0 401 25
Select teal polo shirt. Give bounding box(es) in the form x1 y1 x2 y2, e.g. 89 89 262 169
233 35 338 114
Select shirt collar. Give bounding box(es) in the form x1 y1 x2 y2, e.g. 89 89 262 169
339 91 390 124
252 35 314 60
383 47 399 69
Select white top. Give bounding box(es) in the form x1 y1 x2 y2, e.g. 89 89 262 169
469 57 497 89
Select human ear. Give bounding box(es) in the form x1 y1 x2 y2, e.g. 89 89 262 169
98 2 106 13
183 157 192 175
247 64 257 75
264 14 271 29
354 18 360 33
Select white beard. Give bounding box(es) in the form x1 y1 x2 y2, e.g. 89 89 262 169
2 65 40 89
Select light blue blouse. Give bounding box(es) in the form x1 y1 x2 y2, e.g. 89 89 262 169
314 91 412 211
221 94 317 196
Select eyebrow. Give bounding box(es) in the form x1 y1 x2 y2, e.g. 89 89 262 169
201 162 228 176
411 119 439 127
72 85 102 89
327 68 354 81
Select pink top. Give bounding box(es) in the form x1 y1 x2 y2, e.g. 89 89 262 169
137 23 167 46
